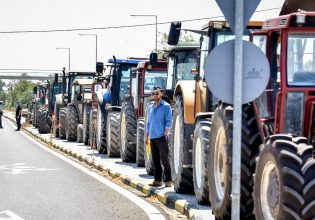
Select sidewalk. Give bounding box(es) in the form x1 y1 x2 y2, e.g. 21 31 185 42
4 112 213 220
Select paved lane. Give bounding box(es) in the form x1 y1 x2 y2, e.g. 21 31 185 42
0 118 163 220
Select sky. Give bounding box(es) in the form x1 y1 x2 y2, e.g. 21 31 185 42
0 0 285 74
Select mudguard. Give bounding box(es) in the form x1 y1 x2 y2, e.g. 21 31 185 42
174 80 196 125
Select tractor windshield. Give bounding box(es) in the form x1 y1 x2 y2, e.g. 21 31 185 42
175 51 198 83
144 70 167 94
287 33 315 86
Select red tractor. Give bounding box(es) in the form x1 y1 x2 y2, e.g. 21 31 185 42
205 11 315 219
248 11 315 219
119 60 168 163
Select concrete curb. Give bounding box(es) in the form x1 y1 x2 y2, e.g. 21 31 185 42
4 115 205 219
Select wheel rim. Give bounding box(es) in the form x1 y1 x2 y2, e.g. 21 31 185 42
214 126 228 201
121 112 126 152
261 161 280 220
195 136 203 188
174 115 180 174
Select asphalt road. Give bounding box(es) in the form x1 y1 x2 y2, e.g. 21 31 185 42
0 118 163 220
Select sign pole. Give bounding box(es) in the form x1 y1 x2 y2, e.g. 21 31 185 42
232 0 244 219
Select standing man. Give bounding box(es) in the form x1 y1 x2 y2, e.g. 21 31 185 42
144 87 173 187
0 101 3 129
15 101 22 131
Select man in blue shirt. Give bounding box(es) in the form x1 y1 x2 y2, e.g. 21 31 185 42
144 87 173 187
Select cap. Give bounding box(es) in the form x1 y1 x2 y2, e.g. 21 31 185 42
152 86 164 92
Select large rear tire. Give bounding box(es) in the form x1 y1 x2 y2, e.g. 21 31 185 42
136 118 145 167
96 105 107 154
170 95 194 193
120 101 137 162
192 118 211 204
83 104 91 145
106 111 120 157
254 135 305 220
66 105 79 141
38 107 50 134
208 103 261 219
59 107 67 139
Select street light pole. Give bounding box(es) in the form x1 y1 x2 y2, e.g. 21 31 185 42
79 34 98 66
56 47 71 71
130 14 157 53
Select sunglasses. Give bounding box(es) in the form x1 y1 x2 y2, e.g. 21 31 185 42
152 92 160 96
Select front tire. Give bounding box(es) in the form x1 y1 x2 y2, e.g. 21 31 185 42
254 135 305 220
59 107 67 139
66 105 79 141
83 104 91 145
77 124 83 143
136 118 145 167
208 103 261 219
106 111 120 157
96 105 107 154
120 101 137 162
170 95 194 193
192 118 211 204
38 107 50 134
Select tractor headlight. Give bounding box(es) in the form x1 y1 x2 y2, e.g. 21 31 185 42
283 92 304 135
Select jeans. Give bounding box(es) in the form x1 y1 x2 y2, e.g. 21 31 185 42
150 136 172 182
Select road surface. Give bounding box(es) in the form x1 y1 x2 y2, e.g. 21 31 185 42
0 118 164 220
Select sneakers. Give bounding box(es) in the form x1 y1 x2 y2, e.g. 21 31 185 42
149 180 162 187
165 181 173 187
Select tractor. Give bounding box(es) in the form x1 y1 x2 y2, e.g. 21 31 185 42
167 20 263 207
37 73 63 134
54 70 96 141
119 60 168 164
31 82 49 129
247 11 315 220
101 57 144 157
84 71 110 151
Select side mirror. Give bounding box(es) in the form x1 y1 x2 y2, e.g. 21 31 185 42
168 21 182 45
96 62 104 74
54 73 58 83
130 67 137 78
149 52 158 66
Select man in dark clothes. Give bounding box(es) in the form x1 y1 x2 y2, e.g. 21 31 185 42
15 101 22 131
144 87 173 187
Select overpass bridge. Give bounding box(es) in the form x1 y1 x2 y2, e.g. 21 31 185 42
0 72 60 80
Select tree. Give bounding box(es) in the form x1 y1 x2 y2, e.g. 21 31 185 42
0 80 6 102
157 31 198 58
5 80 35 109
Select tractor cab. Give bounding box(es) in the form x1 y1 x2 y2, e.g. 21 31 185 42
64 71 95 105
252 12 315 143
166 42 199 94
106 58 144 108
129 60 168 119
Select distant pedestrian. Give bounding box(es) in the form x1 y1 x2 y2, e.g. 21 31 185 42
144 87 173 187
0 101 3 129
15 101 22 131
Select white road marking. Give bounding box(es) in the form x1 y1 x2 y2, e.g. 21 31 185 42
15 124 165 220
0 163 58 175
0 210 24 220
